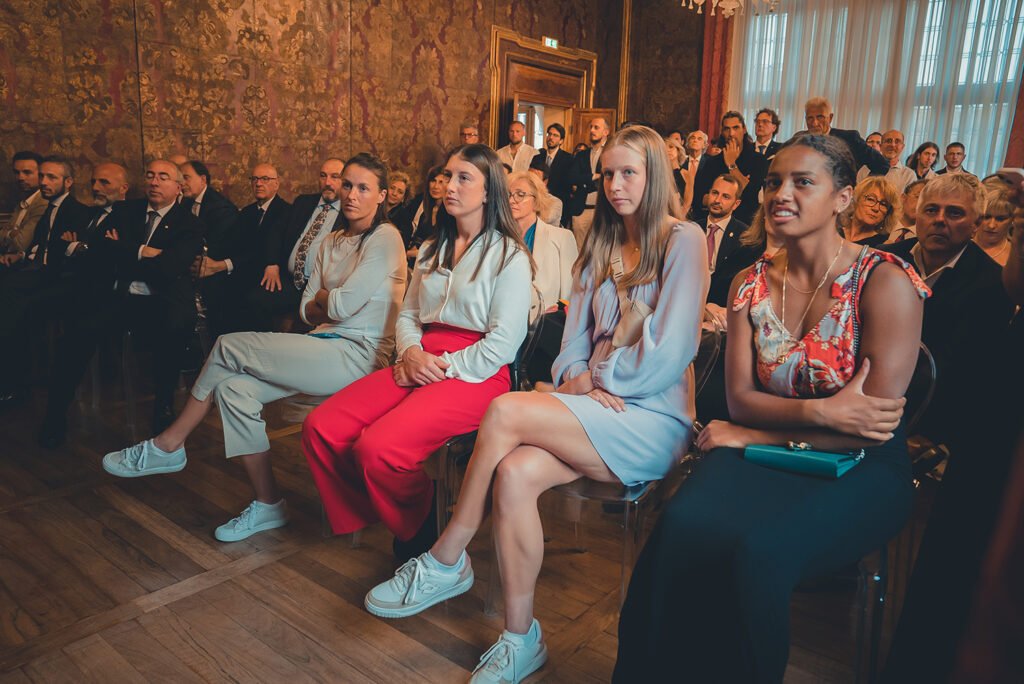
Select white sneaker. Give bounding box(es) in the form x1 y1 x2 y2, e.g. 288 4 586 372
214 500 289 542
364 551 473 618
471 619 548 684
102 440 186 478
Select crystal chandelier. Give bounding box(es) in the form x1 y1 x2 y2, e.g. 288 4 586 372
682 0 779 17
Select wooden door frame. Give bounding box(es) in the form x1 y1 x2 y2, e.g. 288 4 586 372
488 26 598 148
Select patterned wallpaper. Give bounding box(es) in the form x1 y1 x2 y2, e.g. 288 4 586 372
0 0 623 209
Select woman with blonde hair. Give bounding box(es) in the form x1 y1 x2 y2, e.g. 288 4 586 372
845 175 901 246
664 135 696 219
976 185 1014 266
365 126 708 683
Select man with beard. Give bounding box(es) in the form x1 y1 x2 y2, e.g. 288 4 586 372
531 123 574 228
0 151 47 257
692 111 767 225
857 129 916 189
567 116 610 247
245 158 346 331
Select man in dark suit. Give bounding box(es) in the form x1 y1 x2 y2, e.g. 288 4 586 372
753 108 782 159
935 141 975 177
881 174 1014 447
531 123 574 227
194 162 287 337
801 96 889 176
567 117 610 246
691 112 768 226
700 175 755 310
40 159 203 442
179 160 238 233
0 155 91 408
245 157 346 331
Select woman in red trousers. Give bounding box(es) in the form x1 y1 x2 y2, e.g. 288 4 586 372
303 144 534 559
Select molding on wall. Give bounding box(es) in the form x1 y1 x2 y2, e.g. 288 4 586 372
618 0 632 120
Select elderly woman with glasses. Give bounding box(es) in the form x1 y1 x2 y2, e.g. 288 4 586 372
845 176 901 246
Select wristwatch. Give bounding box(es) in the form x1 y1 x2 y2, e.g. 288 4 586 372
727 163 738 170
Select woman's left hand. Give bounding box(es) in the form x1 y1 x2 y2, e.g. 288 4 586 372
696 420 756 452
586 388 626 413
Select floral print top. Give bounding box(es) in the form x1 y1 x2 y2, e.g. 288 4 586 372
732 247 930 399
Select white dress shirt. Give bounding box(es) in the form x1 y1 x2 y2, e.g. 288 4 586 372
497 144 539 173
397 233 532 383
912 242 969 288
26 192 68 262
856 162 916 191
191 186 207 216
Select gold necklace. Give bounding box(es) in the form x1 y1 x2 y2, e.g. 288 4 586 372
781 240 846 336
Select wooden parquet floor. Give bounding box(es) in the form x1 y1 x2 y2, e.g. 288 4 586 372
0 374 929 683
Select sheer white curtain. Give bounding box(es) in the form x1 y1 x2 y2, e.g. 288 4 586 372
728 0 1024 177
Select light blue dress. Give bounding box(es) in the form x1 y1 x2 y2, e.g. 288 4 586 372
551 223 709 485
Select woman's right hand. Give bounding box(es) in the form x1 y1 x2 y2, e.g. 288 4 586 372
402 346 449 385
557 370 595 396
817 359 905 440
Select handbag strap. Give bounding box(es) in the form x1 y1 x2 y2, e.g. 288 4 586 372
850 245 868 357
610 242 632 317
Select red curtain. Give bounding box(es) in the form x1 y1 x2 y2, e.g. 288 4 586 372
699 10 734 135
1005 68 1024 167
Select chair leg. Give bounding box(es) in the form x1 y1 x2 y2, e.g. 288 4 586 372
320 502 332 538
854 546 888 684
435 444 452 535
620 501 640 609
868 545 889 684
484 535 500 617
567 497 586 553
122 332 139 442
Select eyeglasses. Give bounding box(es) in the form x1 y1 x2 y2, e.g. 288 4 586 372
250 176 278 183
508 191 535 203
860 195 891 211
144 171 174 182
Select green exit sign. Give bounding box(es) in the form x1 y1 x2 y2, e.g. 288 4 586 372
542 36 558 49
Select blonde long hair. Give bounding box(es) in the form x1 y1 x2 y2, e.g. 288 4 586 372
575 125 681 288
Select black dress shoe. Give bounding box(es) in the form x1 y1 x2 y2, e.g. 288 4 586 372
151 405 176 434
36 415 67 450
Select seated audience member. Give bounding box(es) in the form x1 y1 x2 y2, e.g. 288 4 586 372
801 96 889 176
882 173 1014 447
692 111 768 225
664 135 696 217
886 178 927 243
857 129 916 190
525 163 563 226
101 153 406 542
667 129 684 145
496 121 538 173
845 176 900 246
43 159 202 437
179 159 238 229
616 134 928 682
365 126 708 684
384 170 413 238
936 141 973 176
975 185 1013 266
753 108 782 158
405 165 447 264
683 130 709 172
0 155 90 408
907 141 940 180
303 143 532 563
506 171 578 317
216 163 291 333
0 151 46 257
865 131 883 152
702 175 755 312
246 158 345 331
531 124 574 227
458 120 481 146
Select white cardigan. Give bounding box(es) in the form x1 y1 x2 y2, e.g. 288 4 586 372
531 219 579 316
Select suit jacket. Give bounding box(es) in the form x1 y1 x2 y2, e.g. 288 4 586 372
100 199 204 309
691 143 768 226
229 195 291 284
183 187 238 258
881 239 1014 444
532 149 575 218
265 193 345 272
531 219 579 318
754 140 782 159
388 200 416 247
567 147 602 218
25 193 91 273
700 216 756 307
830 128 888 176
0 191 48 254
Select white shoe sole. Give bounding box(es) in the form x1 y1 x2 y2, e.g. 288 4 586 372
102 454 187 478
471 643 548 684
364 571 474 619
214 517 288 543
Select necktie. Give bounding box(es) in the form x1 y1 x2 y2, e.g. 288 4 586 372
27 201 56 263
191 201 201 217
547 154 554 168
758 145 766 155
706 224 720 270
293 204 331 289
144 210 160 244
256 207 266 225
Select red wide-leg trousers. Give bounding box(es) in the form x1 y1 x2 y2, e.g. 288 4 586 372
302 324 511 540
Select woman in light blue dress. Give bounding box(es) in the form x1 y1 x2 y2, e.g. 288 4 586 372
364 125 708 684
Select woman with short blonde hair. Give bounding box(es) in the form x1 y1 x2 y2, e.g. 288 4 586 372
845 175 901 246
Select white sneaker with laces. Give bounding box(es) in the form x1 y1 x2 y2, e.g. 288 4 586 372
214 500 289 542
470 619 547 684
102 439 186 478
364 551 473 618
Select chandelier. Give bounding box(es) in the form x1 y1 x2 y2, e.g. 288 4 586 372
682 0 779 17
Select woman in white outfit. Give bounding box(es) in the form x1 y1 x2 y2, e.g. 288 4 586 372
101 153 407 542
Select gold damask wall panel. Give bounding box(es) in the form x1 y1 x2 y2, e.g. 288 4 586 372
1 0 623 209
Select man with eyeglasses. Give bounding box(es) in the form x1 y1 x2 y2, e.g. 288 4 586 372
530 123 573 227
39 159 204 444
856 130 916 192
245 158 346 332
753 108 781 159
458 121 481 146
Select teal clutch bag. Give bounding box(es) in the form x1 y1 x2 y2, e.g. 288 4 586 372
743 442 865 479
